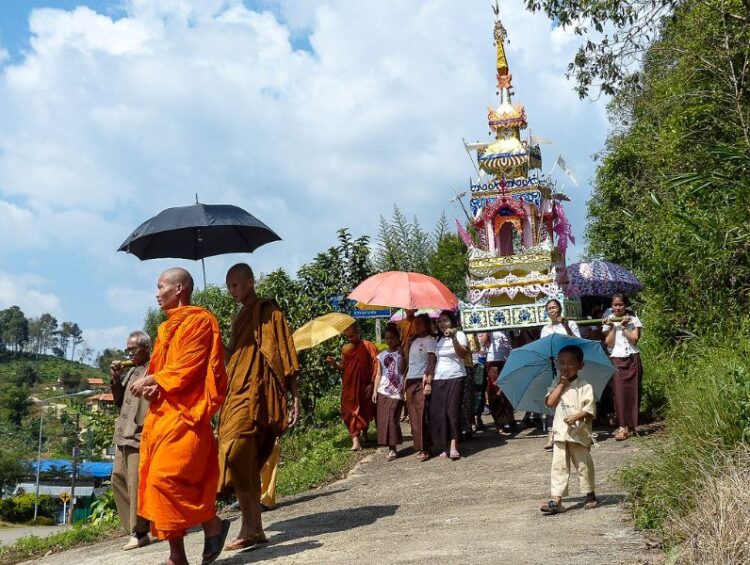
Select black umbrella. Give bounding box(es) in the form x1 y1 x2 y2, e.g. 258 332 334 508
117 202 281 286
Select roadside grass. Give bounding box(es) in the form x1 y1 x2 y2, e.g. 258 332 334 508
0 520 120 565
618 336 750 544
666 446 750 564
277 389 359 496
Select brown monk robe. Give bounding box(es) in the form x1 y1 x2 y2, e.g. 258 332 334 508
130 268 229 565
219 263 300 550
327 324 378 451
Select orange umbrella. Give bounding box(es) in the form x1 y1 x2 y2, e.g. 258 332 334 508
348 271 458 310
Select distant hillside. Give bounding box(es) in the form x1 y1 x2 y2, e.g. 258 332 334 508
0 351 105 388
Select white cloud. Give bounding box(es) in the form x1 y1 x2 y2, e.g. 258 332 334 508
106 284 156 316
0 271 63 317
83 324 130 354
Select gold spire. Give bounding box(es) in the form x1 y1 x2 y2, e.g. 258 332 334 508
493 1 511 90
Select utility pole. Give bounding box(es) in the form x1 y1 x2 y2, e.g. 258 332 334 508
69 412 80 525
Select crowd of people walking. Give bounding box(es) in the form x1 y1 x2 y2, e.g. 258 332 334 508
107 269 642 563
331 293 643 463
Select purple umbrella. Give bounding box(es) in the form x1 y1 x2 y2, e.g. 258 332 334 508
563 260 644 298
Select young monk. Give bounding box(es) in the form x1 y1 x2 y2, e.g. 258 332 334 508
372 325 406 461
130 268 229 565
218 263 300 551
326 323 378 451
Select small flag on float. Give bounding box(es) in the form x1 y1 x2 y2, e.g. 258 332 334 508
551 154 579 187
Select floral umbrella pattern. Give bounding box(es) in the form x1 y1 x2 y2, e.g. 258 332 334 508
564 260 644 298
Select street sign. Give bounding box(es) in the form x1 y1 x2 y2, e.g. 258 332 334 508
59 492 71 503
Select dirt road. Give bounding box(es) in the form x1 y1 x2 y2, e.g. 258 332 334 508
28 423 659 565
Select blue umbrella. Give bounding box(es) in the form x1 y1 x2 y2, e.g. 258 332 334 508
496 334 614 414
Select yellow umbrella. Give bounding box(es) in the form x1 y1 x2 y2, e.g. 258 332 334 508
292 313 356 352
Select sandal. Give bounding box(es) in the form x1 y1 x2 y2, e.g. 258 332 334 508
584 495 599 510
201 519 230 564
416 451 430 461
613 428 629 441
438 451 449 460
386 450 397 461
225 532 268 551
449 448 461 461
540 500 566 514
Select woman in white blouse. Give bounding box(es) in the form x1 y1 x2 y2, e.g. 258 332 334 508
540 298 581 338
430 310 468 460
603 292 643 441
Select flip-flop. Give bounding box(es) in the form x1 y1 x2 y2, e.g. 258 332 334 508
201 519 230 565
225 533 268 551
540 500 566 514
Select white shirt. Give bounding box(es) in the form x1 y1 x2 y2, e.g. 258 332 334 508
540 320 581 338
434 331 469 380
485 331 511 362
407 336 436 380
377 350 404 399
603 314 643 357
546 377 596 447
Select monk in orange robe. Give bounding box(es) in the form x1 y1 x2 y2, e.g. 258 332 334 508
218 263 300 551
398 309 418 421
130 268 229 565
326 324 378 450
398 309 418 351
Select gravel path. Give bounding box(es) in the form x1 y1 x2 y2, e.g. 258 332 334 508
28 420 660 565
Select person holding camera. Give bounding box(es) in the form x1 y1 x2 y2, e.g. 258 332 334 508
109 331 152 551
603 292 643 441
430 310 468 460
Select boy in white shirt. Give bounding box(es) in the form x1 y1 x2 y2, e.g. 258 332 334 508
540 345 599 514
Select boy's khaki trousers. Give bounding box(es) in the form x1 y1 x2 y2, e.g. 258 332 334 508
550 441 595 498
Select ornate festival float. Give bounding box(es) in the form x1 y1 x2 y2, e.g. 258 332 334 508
456 10 581 334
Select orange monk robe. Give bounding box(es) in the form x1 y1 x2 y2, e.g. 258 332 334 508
341 340 378 437
398 319 417 351
217 298 299 497
137 306 227 540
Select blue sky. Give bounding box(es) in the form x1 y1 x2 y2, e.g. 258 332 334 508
0 0 608 359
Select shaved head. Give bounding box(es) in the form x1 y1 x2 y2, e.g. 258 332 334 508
156 267 194 310
226 263 256 306
227 263 254 280
161 267 194 294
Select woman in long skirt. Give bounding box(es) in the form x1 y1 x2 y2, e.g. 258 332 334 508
603 292 643 441
404 314 436 461
431 311 469 460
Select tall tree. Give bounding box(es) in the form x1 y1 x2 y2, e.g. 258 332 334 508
428 233 468 298
0 306 29 354
0 383 30 427
39 314 58 354
373 205 441 274
67 323 84 361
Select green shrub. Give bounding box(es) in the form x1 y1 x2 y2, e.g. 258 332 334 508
276 390 357 497
0 494 57 523
619 335 750 534
88 486 117 526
